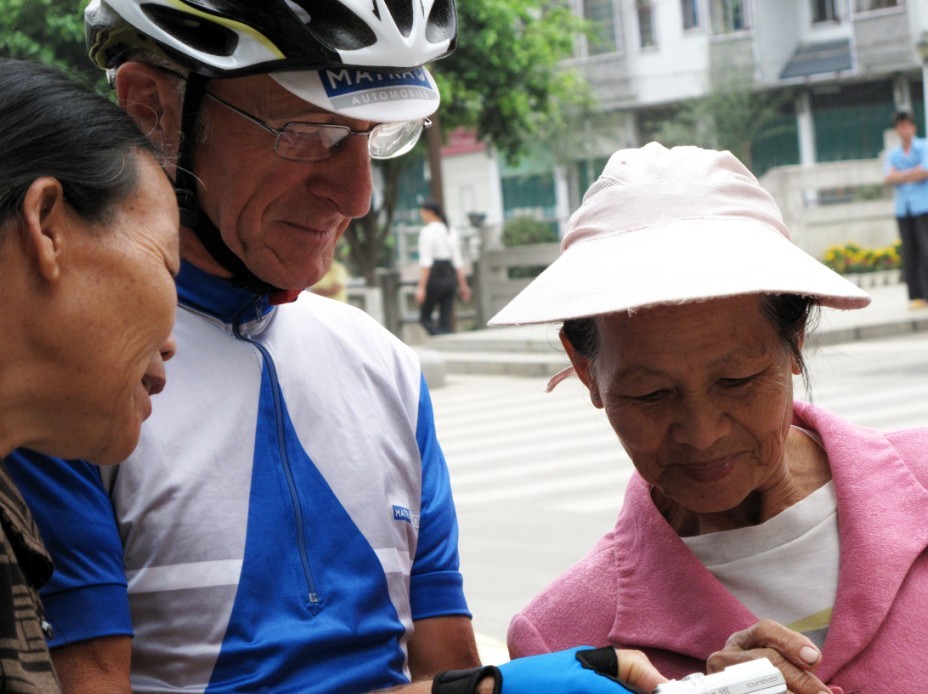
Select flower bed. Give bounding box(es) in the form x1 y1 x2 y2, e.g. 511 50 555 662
822 240 903 287
823 240 902 274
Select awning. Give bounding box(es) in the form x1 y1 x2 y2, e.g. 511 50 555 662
780 38 853 79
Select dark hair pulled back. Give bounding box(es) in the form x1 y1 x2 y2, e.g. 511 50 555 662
0 59 158 229
420 198 448 226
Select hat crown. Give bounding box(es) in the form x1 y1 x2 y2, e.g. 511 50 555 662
563 142 790 252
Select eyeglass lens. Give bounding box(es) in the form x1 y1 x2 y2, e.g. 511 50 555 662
275 121 425 162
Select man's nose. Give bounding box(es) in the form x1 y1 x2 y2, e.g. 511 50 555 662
307 137 374 218
161 334 178 363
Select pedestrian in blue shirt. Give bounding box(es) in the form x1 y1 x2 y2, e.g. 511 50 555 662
883 111 928 309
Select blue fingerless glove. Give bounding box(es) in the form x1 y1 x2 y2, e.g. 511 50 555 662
497 646 634 693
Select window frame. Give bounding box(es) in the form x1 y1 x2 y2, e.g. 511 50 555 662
811 0 839 23
709 0 752 35
681 0 701 31
853 0 901 12
578 0 624 57
637 0 658 48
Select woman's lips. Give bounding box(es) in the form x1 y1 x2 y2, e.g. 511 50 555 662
673 456 738 483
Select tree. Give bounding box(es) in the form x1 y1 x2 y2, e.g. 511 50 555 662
646 62 793 172
346 1 590 286
0 1 100 87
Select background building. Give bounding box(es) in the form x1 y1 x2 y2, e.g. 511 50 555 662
410 0 928 254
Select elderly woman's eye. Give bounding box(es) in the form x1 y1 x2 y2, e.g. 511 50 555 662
629 390 667 403
721 375 755 388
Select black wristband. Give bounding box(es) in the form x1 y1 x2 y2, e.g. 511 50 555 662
432 666 502 694
576 646 621 682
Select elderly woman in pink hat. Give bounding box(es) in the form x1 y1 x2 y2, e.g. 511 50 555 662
493 143 928 693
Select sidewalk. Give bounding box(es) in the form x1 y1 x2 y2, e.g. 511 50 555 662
424 282 928 379
812 281 928 346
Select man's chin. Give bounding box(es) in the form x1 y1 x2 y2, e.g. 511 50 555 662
249 262 325 293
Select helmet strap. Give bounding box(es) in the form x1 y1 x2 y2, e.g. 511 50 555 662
174 73 284 296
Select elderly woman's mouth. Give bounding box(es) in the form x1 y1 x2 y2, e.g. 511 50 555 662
674 458 737 483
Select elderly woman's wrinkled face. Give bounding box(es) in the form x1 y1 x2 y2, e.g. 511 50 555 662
53 152 180 465
571 295 800 517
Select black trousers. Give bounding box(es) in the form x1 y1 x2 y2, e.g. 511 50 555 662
896 213 928 300
420 260 457 335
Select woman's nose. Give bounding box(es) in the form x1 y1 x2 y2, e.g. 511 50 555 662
671 396 731 449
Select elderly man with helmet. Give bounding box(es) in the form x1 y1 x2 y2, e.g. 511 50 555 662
7 2 664 693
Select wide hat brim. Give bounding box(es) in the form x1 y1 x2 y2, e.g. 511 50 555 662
271 66 439 122
489 219 871 326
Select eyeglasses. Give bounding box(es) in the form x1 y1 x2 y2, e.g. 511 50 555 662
204 92 429 162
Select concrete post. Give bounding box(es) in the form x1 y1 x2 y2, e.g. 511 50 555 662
376 267 402 337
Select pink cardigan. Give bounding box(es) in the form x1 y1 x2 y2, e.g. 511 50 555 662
508 402 928 692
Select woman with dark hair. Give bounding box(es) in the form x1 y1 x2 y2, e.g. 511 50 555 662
493 143 928 693
0 59 179 691
415 199 471 334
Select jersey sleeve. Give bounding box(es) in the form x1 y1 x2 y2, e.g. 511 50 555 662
409 374 471 621
4 449 132 647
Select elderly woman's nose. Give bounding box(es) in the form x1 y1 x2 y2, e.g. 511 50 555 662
670 397 731 449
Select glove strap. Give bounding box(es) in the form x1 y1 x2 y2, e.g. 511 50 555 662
432 666 502 694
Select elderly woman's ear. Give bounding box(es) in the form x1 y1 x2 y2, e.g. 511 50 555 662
559 328 603 409
18 177 69 284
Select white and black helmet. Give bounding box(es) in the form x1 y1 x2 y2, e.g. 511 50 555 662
86 0 456 76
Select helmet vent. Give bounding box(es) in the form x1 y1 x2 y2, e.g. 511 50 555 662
141 4 239 57
299 0 377 51
382 0 413 37
425 0 455 43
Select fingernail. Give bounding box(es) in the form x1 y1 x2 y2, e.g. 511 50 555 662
799 645 820 664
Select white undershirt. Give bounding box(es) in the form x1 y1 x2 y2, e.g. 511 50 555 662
681 479 840 648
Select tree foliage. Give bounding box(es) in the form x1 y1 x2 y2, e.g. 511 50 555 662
501 215 558 247
434 0 588 162
347 1 590 285
648 63 793 172
0 1 101 86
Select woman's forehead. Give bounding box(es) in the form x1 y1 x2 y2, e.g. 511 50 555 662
596 296 774 357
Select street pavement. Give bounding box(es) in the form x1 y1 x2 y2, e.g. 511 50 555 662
425 282 928 664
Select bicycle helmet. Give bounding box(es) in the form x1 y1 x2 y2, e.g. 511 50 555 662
86 0 455 76
85 0 456 296
86 0 453 121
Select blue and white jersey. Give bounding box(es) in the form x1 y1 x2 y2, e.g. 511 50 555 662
8 262 470 693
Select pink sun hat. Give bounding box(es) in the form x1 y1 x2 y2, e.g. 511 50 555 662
489 142 870 327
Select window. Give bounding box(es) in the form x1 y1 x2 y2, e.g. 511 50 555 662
812 0 838 22
638 0 656 47
682 0 700 30
854 0 899 10
710 0 751 34
583 0 620 55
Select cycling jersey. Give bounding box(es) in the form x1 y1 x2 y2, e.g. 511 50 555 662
8 261 469 693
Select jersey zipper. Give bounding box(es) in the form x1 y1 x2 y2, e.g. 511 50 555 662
234 302 321 608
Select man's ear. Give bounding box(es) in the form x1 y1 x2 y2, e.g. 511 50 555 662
559 328 603 408
19 177 68 284
114 62 183 166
